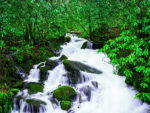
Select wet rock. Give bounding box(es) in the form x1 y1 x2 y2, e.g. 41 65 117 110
81 41 93 49
24 99 46 113
63 60 102 85
39 60 58 82
63 60 102 74
81 42 88 49
53 85 76 111
26 82 44 94
37 63 45 69
59 55 68 61
79 93 82 103
50 98 59 106
60 100 71 110
80 86 91 101
53 85 77 101
39 66 50 82
45 59 58 69
91 81 98 88
26 99 46 106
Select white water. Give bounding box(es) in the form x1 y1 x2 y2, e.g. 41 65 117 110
12 33 150 113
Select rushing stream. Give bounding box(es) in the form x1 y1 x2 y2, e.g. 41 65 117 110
12 33 150 113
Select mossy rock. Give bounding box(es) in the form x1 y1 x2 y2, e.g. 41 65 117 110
59 55 68 61
53 85 76 101
45 60 58 69
64 36 71 42
63 59 70 64
81 42 88 49
26 99 47 106
26 83 43 94
63 60 102 85
25 99 46 113
39 60 58 82
60 100 71 110
63 60 102 84
40 66 50 82
63 60 102 74
37 63 45 69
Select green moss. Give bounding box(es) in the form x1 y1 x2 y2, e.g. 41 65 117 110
59 55 68 61
81 42 87 49
40 66 50 82
53 85 76 101
45 60 58 68
26 83 43 94
60 100 71 110
26 99 47 106
63 59 70 65
64 36 71 42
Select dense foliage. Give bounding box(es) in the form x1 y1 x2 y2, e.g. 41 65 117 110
0 0 150 112
0 89 19 113
99 0 150 103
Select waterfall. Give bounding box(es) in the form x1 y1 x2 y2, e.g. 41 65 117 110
12 33 150 113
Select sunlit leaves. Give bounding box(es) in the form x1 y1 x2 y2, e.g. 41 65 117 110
124 69 133 77
99 1 150 103
0 40 5 51
135 93 150 103
140 82 148 89
0 89 18 113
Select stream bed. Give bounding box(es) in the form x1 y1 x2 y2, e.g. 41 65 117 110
12 33 150 113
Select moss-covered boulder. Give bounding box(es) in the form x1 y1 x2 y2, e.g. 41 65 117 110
63 59 102 84
59 55 68 61
40 66 50 82
26 99 46 106
53 85 76 101
64 36 71 42
25 99 46 113
81 42 88 49
53 86 76 111
39 60 58 82
45 60 58 68
63 60 102 74
26 83 44 94
60 100 71 110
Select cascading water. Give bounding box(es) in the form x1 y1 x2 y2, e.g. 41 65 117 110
12 33 150 113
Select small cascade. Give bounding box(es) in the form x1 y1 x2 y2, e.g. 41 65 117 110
12 33 150 113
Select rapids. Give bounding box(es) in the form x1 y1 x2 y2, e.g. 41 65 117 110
12 33 150 113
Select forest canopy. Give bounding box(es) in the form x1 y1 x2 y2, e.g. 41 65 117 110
0 0 150 112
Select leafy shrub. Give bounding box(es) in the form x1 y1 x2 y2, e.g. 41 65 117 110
0 88 19 113
99 1 150 103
